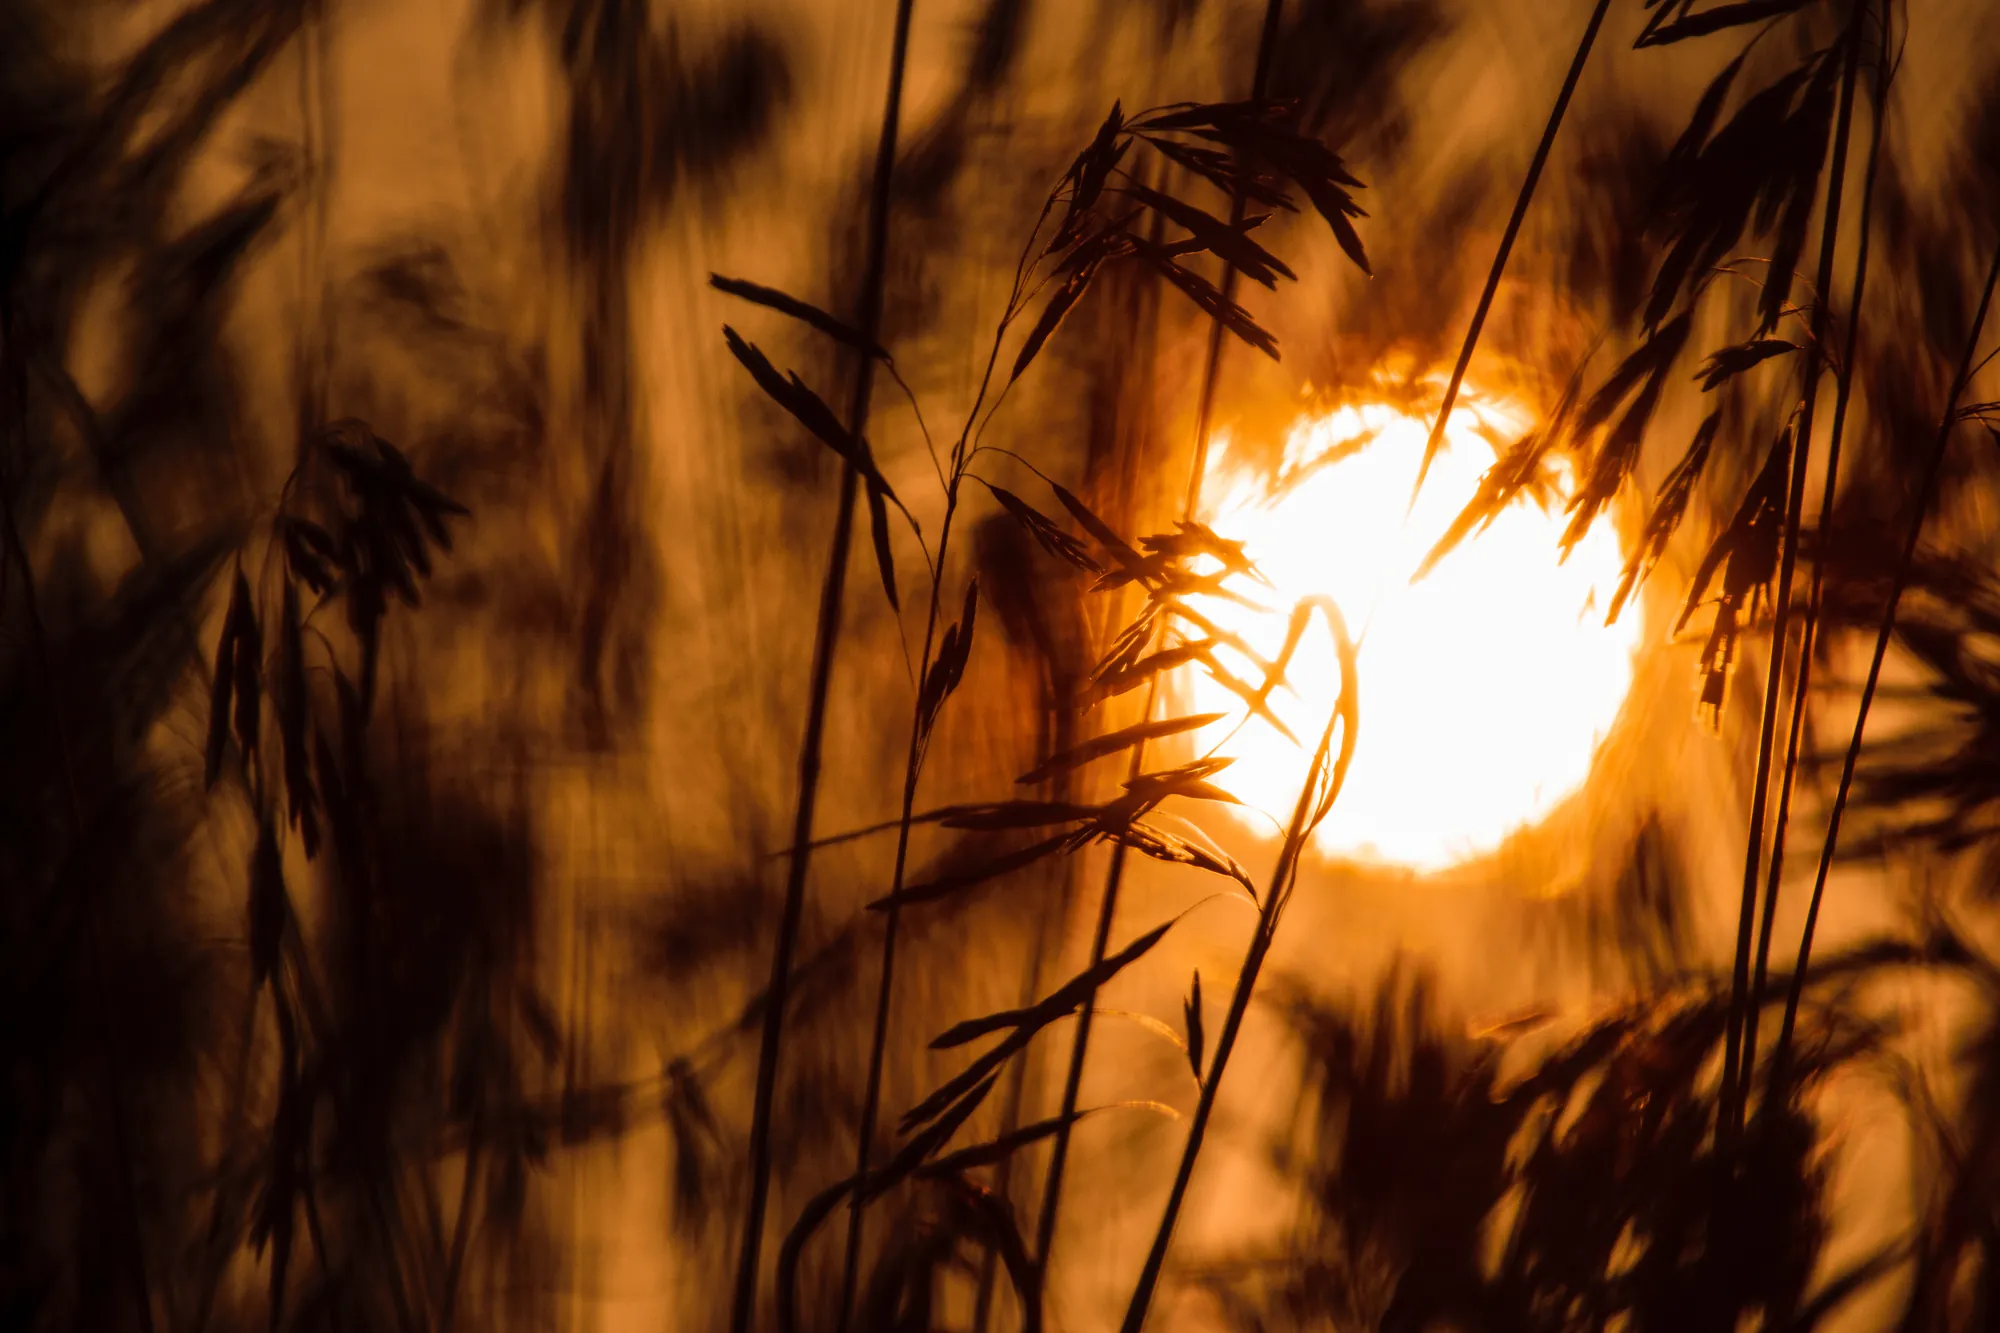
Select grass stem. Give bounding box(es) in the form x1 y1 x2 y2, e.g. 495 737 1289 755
729 3 916 1326
1774 231 2000 1073
1410 0 1613 507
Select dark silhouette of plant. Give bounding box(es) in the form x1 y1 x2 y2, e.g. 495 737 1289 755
716 87 1375 1329
1189 950 1927 1332
10 4 2000 1333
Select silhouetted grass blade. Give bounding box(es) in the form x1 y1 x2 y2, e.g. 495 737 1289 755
1088 640 1216 701
1185 972 1205 1081
204 570 250 787
931 1172 1041 1332
277 578 317 858
1017 713 1225 785
230 569 262 770
280 517 337 594
866 480 898 610
1130 235 1280 357
248 816 283 987
982 483 1102 573
917 1110 1086 1177
721 325 894 496
1116 822 1258 895
1609 408 1723 623
708 273 893 361
1120 182 1296 287
919 579 979 736
868 833 1071 912
930 918 1178 1052
1049 481 1143 569
1011 243 1109 384
940 801 1100 830
1698 338 1799 390
1679 423 1791 716
1565 312 1694 549
1054 102 1127 253
1635 0 1816 48
1139 135 1294 212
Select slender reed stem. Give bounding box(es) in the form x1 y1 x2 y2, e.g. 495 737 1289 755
1773 232 2000 1068
834 49 1069 1317
1720 9 1864 1147
729 3 915 1327
1032 0 1286 1278
1119 684 1347 1333
1752 0 1893 1100
1410 0 1613 505
1031 703 1145 1265
972 709 1076 1333
838 478 961 1330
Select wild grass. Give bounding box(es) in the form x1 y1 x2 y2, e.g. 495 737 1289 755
5 0 2000 1331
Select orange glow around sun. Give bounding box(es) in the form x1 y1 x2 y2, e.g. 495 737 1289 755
1182 390 1642 871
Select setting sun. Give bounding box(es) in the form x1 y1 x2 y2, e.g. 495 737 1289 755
1183 392 1642 871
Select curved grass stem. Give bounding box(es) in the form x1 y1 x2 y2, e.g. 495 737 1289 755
1118 686 1346 1333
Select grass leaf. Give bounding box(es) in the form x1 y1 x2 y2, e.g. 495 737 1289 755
1635 0 1814 48
231 569 262 771
1608 408 1722 623
866 480 898 611
1016 712 1225 785
1185 971 1205 1082
1119 181 1296 288
204 570 248 788
1697 337 1799 390
708 273 892 362
1010 243 1109 384
982 483 1102 573
868 833 1072 912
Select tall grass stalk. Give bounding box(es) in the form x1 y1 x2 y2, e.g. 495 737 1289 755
836 100 1062 1333
1119 604 1356 1333
1775 230 2000 1063
730 3 916 1327
1754 0 1895 1096
1718 5 1866 1148
838 509 956 1331
1031 0 1287 1273
1411 0 1613 504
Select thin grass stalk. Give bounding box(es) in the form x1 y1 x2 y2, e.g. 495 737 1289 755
835 66 1073 1317
972 842 1073 1333
1118 689 1345 1333
295 0 335 433
1773 231 2000 1067
1752 0 1893 1101
729 3 916 1327
1030 701 1145 1265
1410 0 1613 504
837 480 962 1330
1720 7 1866 1148
1031 0 1288 1273
974 493 1097 1333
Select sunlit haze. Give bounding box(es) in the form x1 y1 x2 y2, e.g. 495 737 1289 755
1185 393 1642 870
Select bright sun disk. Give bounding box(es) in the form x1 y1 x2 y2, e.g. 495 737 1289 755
1183 391 1642 871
